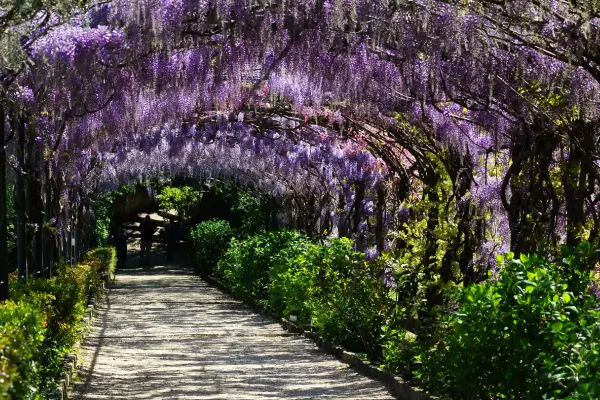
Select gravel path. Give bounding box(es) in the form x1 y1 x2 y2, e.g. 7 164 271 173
71 254 395 399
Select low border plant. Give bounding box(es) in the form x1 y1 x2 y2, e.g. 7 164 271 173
0 247 117 399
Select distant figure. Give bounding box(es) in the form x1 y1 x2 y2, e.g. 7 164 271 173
164 219 176 262
115 227 128 269
139 215 157 266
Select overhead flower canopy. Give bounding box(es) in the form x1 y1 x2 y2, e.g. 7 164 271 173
2 0 600 279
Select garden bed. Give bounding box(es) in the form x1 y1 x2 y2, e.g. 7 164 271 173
0 248 117 399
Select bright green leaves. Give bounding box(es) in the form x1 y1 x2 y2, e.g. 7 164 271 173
2 249 114 399
550 321 563 332
419 250 600 400
0 301 46 400
156 185 201 221
189 219 233 275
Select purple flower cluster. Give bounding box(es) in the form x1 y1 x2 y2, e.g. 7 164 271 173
5 0 599 270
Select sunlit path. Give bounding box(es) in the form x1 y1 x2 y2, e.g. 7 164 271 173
71 251 395 400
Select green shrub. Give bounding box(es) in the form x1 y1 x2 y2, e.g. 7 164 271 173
9 265 91 396
216 231 306 302
380 325 418 377
190 220 233 274
267 234 317 321
1 247 116 398
0 301 47 400
418 244 600 399
306 238 392 356
157 185 201 220
217 232 395 358
230 190 263 236
86 247 117 281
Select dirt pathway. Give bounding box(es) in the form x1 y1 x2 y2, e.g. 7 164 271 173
71 251 395 399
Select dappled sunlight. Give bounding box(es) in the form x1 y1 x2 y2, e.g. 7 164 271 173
72 255 394 399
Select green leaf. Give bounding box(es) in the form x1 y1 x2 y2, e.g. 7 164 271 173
562 292 571 303
565 306 578 314
551 322 563 332
525 286 534 294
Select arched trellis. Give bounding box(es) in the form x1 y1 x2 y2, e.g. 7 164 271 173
1 0 600 300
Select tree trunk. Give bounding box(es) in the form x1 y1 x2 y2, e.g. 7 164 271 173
0 101 8 300
352 182 365 234
15 114 27 280
34 162 44 277
375 186 385 253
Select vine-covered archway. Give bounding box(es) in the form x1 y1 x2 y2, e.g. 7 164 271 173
1 2 600 398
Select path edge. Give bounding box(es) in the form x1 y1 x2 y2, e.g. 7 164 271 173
200 273 435 400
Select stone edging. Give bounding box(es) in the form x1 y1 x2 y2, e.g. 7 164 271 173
201 273 434 400
56 271 115 400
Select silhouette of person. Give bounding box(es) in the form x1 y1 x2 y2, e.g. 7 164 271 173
139 215 157 266
115 227 128 269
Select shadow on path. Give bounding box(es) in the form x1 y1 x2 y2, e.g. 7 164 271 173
71 249 395 400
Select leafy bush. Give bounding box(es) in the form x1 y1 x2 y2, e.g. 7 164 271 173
267 233 317 320
216 230 305 302
86 247 117 280
156 185 201 220
1 247 116 399
380 325 418 377
215 232 395 357
0 301 47 400
306 239 392 356
190 220 233 274
230 190 263 236
418 244 600 400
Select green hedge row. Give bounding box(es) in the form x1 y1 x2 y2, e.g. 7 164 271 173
191 223 600 399
0 247 116 399
214 230 394 357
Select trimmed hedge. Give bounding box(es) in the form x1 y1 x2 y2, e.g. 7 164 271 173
189 220 233 275
0 247 116 399
215 231 393 357
200 228 600 399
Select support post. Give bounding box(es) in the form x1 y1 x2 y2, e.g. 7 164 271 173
0 98 8 299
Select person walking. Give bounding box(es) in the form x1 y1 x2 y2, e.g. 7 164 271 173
115 227 128 269
139 215 157 266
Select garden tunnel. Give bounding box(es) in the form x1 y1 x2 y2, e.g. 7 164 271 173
1 1 600 399
2 0 600 301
